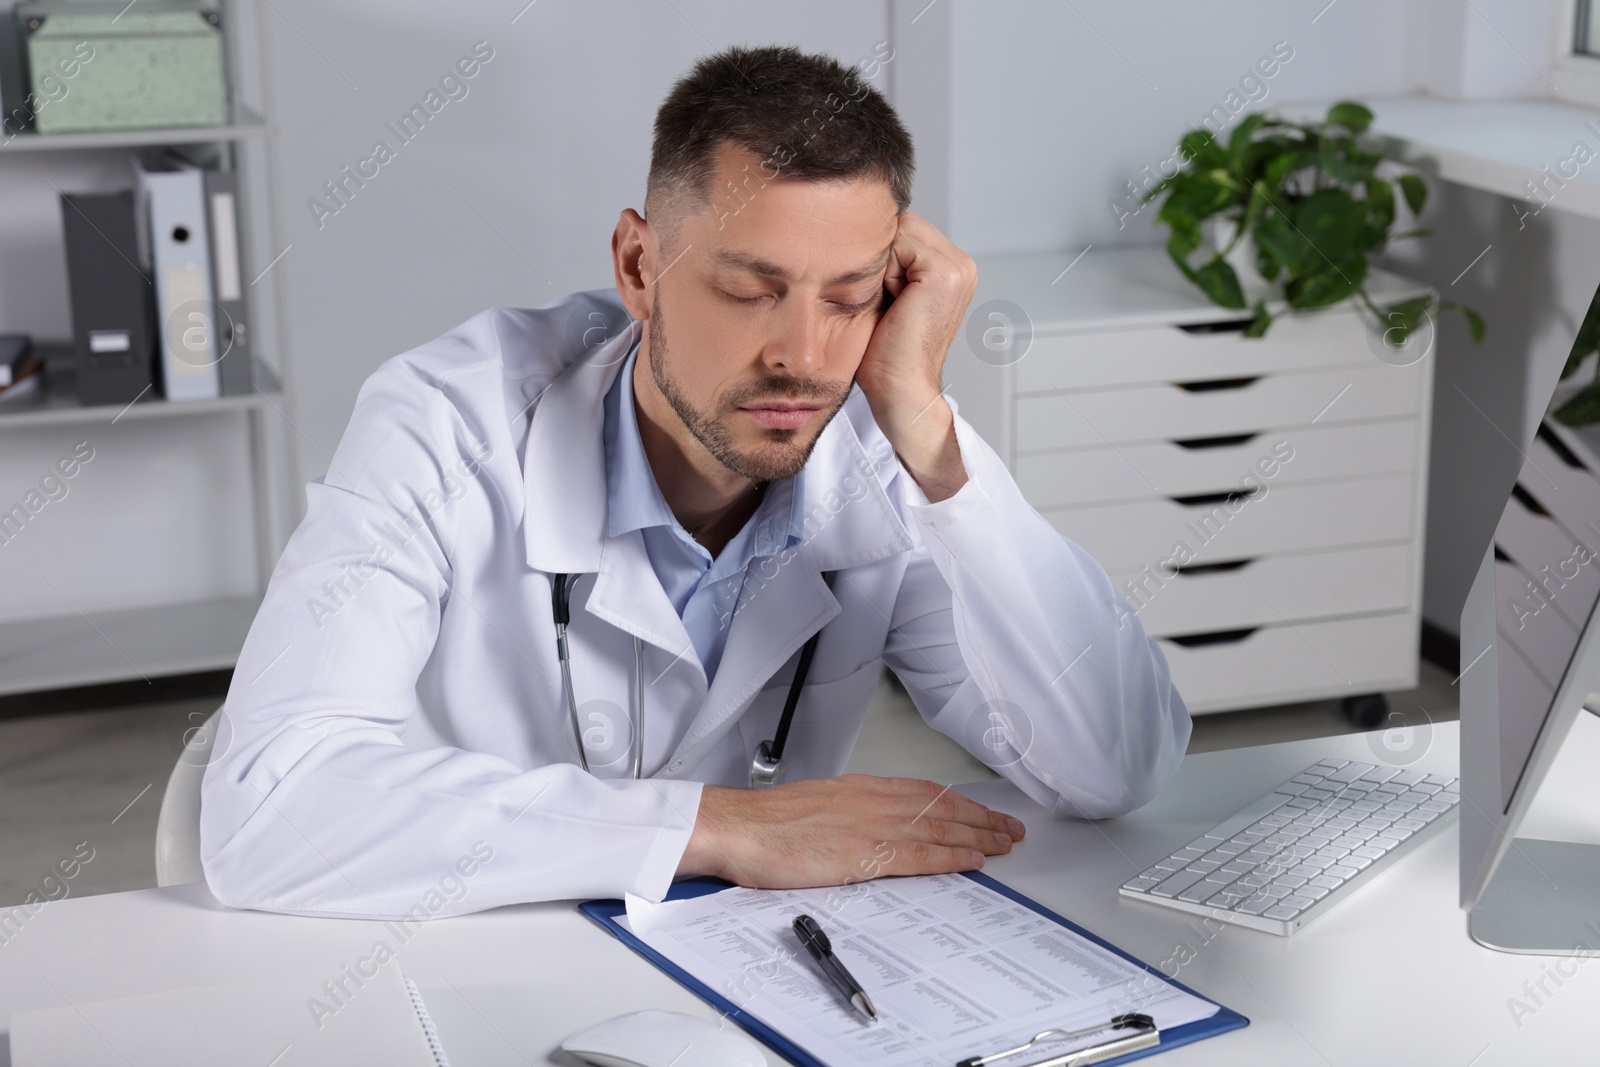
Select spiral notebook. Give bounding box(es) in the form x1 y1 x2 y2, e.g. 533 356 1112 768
582 871 1248 1066
9 963 449 1066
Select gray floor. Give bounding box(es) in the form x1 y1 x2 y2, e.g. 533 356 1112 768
0 662 1458 908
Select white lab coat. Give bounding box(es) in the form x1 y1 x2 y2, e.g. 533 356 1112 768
200 288 1191 920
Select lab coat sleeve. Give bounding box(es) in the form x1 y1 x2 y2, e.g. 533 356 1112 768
882 410 1192 820
199 365 702 919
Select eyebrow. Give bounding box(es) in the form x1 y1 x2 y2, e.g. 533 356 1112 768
709 245 893 286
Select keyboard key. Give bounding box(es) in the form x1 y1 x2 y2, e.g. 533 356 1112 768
1178 879 1233 903
1315 846 1350 861
1325 762 1374 783
1324 816 1357 831
1351 799 1383 813
1302 787 1333 800
1238 895 1275 915
1171 848 1207 863
1391 769 1425 786
1220 861 1257 876
1419 800 1451 814
1375 782 1407 795
1281 893 1316 909
1261 884 1293 899
1399 790 1432 804
1274 782 1310 797
1314 758 1349 770
1386 826 1415 842
1213 842 1246 856
1264 905 1302 920
1302 855 1336 869
1423 774 1455 786
1235 873 1271 888
1150 869 1208 898
1326 864 1358 879
1300 885 1330 900
1392 817 1426 832
1412 782 1442 794
1345 854 1373 870
1278 873 1311 887
1290 774 1326 786
1369 835 1402 851
1309 874 1344 890
1283 797 1317 810
1352 845 1386 861
1186 859 1225 873
1360 766 1400 783
1211 890 1250 908
1123 877 1161 891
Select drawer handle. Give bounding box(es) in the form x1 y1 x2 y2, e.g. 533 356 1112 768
1174 376 1261 393
1172 432 1259 450
1168 627 1259 648
1170 488 1260 507
1175 318 1256 334
1175 559 1254 577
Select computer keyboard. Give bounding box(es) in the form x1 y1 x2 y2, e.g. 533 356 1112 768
1119 758 1460 935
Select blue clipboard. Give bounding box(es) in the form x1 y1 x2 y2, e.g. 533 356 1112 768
580 870 1248 1066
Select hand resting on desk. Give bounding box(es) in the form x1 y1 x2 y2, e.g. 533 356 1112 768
675 774 1026 888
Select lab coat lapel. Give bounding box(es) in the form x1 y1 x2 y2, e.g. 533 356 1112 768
519 319 698 664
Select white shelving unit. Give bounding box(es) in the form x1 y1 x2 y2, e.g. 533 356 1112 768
0 0 291 698
952 248 1435 715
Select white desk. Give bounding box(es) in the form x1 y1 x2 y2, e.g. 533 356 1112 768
5 715 1599 1066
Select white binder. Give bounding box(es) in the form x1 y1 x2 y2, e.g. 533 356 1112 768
137 162 222 401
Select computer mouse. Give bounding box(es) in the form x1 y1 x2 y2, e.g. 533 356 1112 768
559 1009 767 1067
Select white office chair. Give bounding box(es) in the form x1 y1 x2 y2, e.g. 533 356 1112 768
154 705 222 887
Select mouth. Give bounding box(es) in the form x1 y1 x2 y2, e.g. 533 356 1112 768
737 401 826 431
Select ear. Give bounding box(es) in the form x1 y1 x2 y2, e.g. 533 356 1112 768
612 209 653 322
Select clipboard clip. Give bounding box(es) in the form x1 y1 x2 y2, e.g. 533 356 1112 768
955 1012 1158 1067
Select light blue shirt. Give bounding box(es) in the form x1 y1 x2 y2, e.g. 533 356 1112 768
602 344 804 682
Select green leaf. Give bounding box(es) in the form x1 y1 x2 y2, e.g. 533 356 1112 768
1255 242 1283 282
1227 113 1269 170
1367 177 1395 229
1286 258 1367 308
1244 300 1274 338
1553 382 1600 427
1180 129 1227 169
1326 101 1374 133
1191 255 1247 309
1293 188 1370 265
1319 136 1377 183
1398 173 1428 215
1459 306 1486 343
1254 208 1314 275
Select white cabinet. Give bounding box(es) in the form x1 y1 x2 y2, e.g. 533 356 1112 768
951 249 1434 714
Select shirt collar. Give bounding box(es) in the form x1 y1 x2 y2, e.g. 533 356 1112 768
602 343 804 557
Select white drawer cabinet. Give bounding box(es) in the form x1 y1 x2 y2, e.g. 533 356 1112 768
951 249 1435 714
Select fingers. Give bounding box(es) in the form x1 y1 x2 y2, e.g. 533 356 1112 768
873 838 987 879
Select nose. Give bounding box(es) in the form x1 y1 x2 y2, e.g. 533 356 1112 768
762 298 824 377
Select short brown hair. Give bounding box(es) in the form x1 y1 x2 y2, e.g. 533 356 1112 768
645 44 914 254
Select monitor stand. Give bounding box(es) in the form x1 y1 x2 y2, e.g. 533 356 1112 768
1469 838 1600 955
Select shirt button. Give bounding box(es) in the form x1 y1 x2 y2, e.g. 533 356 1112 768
669 760 682 771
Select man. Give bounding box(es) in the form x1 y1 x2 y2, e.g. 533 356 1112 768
201 45 1189 919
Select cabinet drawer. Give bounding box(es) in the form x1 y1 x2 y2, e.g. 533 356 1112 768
1162 611 1419 714
1111 543 1414 638
1017 310 1375 393
1048 474 1417 574
1017 420 1420 507
1015 363 1426 452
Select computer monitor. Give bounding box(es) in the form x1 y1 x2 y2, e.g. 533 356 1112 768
1460 415 1600 955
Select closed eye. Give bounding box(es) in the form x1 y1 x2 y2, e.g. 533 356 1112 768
720 290 879 314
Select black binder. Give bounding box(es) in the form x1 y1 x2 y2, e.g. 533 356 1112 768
60 190 157 407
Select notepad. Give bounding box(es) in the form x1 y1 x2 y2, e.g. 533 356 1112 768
585 871 1247 1067
8 963 448 1067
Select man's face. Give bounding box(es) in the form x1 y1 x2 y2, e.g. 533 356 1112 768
643 143 899 483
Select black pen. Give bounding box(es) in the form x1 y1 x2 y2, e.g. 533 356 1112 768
793 914 879 1023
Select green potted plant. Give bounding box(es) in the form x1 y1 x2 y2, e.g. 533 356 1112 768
1144 101 1483 348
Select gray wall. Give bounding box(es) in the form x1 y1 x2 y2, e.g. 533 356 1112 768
257 0 1593 638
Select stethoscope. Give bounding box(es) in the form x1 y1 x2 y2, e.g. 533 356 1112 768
551 573 825 789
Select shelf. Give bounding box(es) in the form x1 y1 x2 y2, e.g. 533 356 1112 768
0 105 267 154
0 594 261 697
1285 95 1600 221
0 352 282 430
